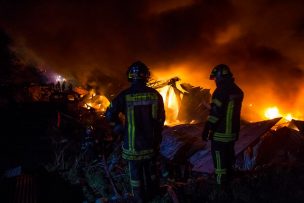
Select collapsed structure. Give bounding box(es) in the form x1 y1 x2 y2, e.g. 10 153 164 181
1 75 304 202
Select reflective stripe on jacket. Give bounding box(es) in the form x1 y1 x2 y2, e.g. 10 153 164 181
207 80 243 142
106 82 165 160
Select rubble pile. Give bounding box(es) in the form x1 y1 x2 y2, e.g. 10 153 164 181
1 74 304 202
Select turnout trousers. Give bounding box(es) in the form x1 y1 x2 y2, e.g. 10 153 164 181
128 158 159 202
211 140 235 186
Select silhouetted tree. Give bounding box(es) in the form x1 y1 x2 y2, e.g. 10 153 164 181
0 28 18 83
0 28 48 85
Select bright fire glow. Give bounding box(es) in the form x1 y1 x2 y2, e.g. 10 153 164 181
80 88 110 113
85 95 110 112
285 114 293 121
152 63 211 125
158 85 182 125
150 62 304 124
264 106 298 122
264 107 281 119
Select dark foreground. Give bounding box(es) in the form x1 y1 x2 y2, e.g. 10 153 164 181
1 102 304 203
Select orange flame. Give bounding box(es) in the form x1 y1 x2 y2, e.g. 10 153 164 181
152 62 212 125
158 85 182 125
150 63 304 124
263 106 302 122
264 107 280 119
78 88 110 113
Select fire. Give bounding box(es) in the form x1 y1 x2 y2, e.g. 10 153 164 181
148 62 304 124
76 88 110 113
158 85 182 125
285 114 293 121
264 106 298 122
264 107 281 119
84 95 110 112
151 63 212 125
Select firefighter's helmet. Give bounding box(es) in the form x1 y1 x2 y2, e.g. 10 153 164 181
210 64 233 80
127 61 150 82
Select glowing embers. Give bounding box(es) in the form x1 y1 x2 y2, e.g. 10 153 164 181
84 95 110 112
81 89 110 113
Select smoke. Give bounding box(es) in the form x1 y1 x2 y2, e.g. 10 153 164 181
1 0 304 120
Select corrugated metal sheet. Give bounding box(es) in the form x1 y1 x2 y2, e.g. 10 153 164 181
291 119 304 134
160 118 281 174
1 174 37 203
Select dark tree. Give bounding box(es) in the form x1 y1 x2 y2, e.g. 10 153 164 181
0 28 17 83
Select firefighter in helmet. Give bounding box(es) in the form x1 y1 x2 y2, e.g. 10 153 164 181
105 61 165 202
202 64 244 189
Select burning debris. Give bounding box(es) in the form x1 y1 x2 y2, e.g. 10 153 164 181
149 77 211 125
1 67 304 202
1 19 304 201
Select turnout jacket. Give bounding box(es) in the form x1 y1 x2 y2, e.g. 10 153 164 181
106 82 165 160
204 79 244 142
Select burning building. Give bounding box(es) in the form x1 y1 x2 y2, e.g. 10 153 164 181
1 0 304 202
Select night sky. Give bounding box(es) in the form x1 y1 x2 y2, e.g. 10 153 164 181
1 0 304 121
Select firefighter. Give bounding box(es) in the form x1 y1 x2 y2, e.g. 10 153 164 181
105 61 165 202
202 64 244 189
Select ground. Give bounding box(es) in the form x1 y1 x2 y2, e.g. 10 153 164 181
1 101 304 203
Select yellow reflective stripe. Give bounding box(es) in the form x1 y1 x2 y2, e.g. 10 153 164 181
125 92 160 152
215 168 227 174
152 103 157 119
213 137 235 142
126 93 158 102
130 180 140 187
127 104 135 151
214 132 236 138
127 108 132 150
122 147 155 160
126 93 158 107
128 162 134 195
131 109 135 150
216 151 221 170
213 132 236 142
208 115 219 123
217 174 221 184
215 151 221 184
123 148 154 155
226 100 234 134
122 153 155 160
212 98 222 107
